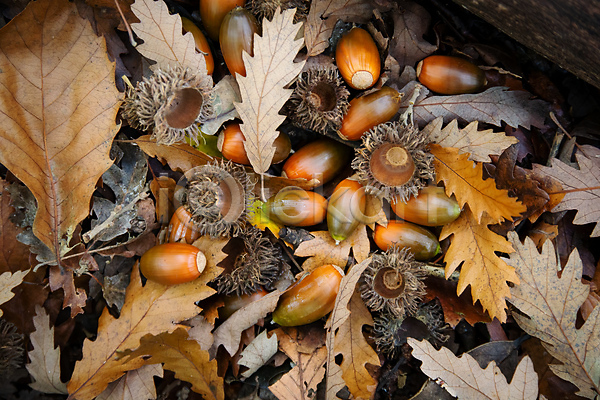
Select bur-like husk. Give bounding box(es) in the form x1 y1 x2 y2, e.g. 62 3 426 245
248 0 310 23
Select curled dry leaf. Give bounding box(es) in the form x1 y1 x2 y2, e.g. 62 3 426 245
96 364 163 400
239 330 278 378
201 75 241 135
388 1 437 67
506 232 600 398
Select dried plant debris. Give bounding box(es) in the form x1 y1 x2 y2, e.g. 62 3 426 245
0 319 24 376
248 0 310 23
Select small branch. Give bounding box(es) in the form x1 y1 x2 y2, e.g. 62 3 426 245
547 185 600 195
421 264 460 282
114 0 137 47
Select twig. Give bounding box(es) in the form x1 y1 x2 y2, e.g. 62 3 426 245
421 264 460 282
114 0 137 47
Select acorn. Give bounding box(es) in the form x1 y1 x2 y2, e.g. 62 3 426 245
327 179 366 243
391 186 460 226
272 264 343 326
168 205 202 244
352 122 434 203
140 243 207 285
282 138 353 188
217 121 291 165
263 187 328 227
335 27 381 90
416 55 486 95
338 86 402 141
199 0 245 40
287 66 350 134
181 17 214 75
373 220 440 261
219 286 269 319
220 7 259 77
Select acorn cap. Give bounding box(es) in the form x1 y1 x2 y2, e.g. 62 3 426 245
248 0 310 23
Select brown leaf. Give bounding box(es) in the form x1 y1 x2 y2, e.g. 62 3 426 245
236 8 305 174
239 330 278 378
423 117 518 163
388 1 437 67
49 265 87 317
527 222 558 250
532 145 600 237
0 180 31 274
0 0 121 260
431 144 527 224
96 364 163 400
149 176 177 226
26 306 67 394
439 207 518 323
506 232 600 398
0 270 29 316
294 226 370 272
410 87 548 130
408 338 539 399
67 261 220 400
304 0 373 57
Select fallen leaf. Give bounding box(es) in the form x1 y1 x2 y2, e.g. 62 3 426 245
187 315 215 351
431 144 527 224
235 8 305 174
304 0 373 56
122 329 223 400
247 199 284 238
527 221 558 250
149 176 177 225
201 75 241 135
410 87 548 130
0 0 121 260
239 330 278 378
96 364 163 400
294 226 370 272
0 270 30 315
532 145 600 237
388 1 437 67
506 232 600 398
136 135 215 172
26 305 68 394
439 207 518 322
0 180 31 274
422 117 518 163
408 338 539 399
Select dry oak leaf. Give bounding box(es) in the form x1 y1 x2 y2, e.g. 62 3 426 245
389 1 437 67
294 226 370 272
439 207 518 323
422 117 518 163
96 364 163 400
304 0 373 57
506 232 600 398
239 329 278 378
269 327 328 400
235 8 305 174
0 0 121 260
122 328 223 400
408 338 539 399
27 305 68 394
0 270 29 316
532 145 600 237
410 87 548 130
130 0 208 73
431 144 526 225
67 259 222 400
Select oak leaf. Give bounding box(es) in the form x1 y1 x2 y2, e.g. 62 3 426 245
235 8 305 174
408 338 539 399
239 330 278 378
67 256 223 400
0 270 29 316
26 306 68 394
304 0 373 56
439 207 518 322
294 226 370 272
506 232 600 398
96 364 163 400
532 145 600 237
422 117 518 163
411 87 548 129
431 144 526 224
389 1 437 67
0 0 121 260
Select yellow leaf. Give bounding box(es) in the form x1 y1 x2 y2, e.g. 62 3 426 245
248 199 284 238
431 144 526 224
96 364 163 400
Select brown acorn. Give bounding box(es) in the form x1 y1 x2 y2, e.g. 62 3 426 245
335 27 381 90
327 179 366 243
199 0 245 40
391 186 460 226
263 188 328 227
181 17 214 75
140 243 207 285
416 55 486 95
220 7 259 77
168 205 202 244
373 220 440 261
217 121 291 165
219 286 269 319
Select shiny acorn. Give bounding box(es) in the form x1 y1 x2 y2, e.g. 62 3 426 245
335 27 381 90
391 186 460 226
200 0 245 40
219 286 268 319
140 243 206 285
373 220 440 261
168 206 202 244
181 17 214 75
272 264 343 326
220 7 258 77
327 179 366 243
217 122 291 165
339 86 402 141
263 187 328 226
416 55 486 95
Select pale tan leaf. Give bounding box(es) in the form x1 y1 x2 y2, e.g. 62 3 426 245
388 1 437 67
304 0 373 56
26 305 67 394
239 330 278 378
96 364 163 400
0 0 121 260
410 87 548 130
187 315 214 351
201 75 241 135
130 0 207 73
439 208 518 322
532 145 600 237
408 338 538 400
235 8 305 174
0 270 29 316
506 232 600 398
423 117 518 162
